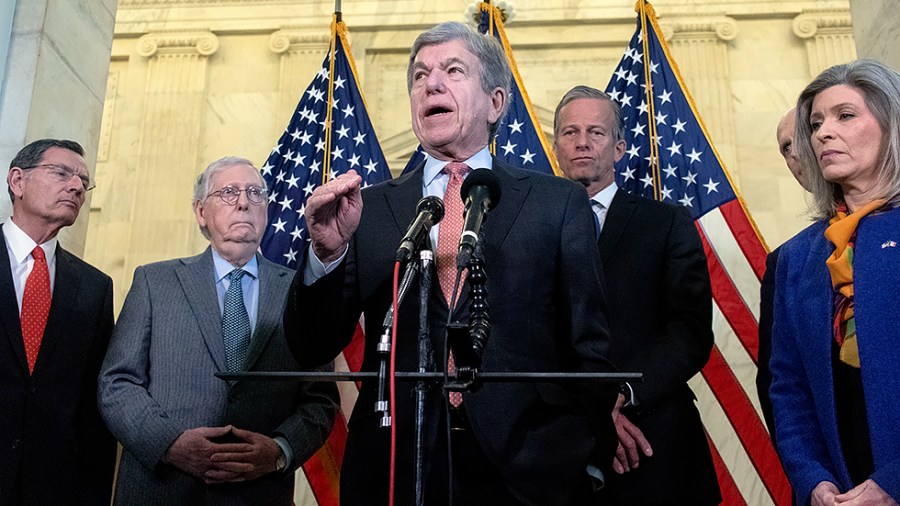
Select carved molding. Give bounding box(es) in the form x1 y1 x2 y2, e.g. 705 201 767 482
122 0 292 5
137 31 219 57
97 71 119 163
268 29 330 54
792 10 853 39
659 17 738 42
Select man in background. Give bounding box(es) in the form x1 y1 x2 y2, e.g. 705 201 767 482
99 156 338 505
757 107 812 438
554 86 721 506
0 139 116 505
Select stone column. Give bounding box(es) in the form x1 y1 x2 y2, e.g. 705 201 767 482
0 0 117 256
792 9 857 76
661 17 739 180
122 31 219 277
268 29 330 137
849 0 900 70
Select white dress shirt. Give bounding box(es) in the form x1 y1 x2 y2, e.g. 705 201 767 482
590 182 618 233
2 220 58 315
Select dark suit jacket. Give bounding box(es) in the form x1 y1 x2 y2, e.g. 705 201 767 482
757 248 780 439
0 227 116 505
596 190 721 505
98 249 338 506
284 159 617 506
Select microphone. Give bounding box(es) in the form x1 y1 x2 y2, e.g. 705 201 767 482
395 196 445 263
456 169 501 268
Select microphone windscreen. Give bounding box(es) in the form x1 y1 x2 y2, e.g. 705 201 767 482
460 168 501 209
416 195 445 224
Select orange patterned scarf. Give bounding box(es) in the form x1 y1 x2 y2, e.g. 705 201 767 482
824 199 886 368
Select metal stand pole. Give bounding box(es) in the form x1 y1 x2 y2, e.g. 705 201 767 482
414 250 434 506
376 260 419 428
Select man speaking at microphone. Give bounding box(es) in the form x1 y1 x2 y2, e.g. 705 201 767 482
283 21 616 506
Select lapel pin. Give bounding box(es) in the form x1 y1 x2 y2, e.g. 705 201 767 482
881 240 897 249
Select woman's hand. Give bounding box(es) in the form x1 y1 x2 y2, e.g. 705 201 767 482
835 479 898 506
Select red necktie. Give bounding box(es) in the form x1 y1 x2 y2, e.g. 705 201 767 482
21 246 51 373
437 162 469 407
437 162 469 305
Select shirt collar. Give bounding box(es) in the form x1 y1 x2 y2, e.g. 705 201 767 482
591 182 618 209
2 219 57 265
211 247 259 283
423 146 493 188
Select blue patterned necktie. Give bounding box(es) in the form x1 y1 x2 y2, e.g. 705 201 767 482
222 269 251 372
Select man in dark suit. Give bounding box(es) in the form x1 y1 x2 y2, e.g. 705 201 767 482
98 157 338 505
283 22 616 506
757 107 813 440
0 139 116 505
553 86 721 505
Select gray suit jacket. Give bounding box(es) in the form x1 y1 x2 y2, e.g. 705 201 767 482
98 248 338 506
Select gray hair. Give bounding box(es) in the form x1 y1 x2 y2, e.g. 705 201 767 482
8 139 85 202
193 156 266 239
192 156 265 204
407 21 512 138
553 85 625 141
795 59 900 218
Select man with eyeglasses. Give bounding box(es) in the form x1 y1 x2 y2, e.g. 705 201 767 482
0 139 116 505
98 156 338 505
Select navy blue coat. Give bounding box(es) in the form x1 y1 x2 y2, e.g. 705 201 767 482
771 206 900 504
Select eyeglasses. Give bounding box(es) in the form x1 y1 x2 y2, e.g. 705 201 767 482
22 164 95 192
208 186 267 205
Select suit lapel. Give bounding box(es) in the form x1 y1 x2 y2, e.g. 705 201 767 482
384 167 427 243
451 160 529 312
0 229 28 375
598 190 636 265
243 255 290 371
385 161 528 312
175 248 228 372
31 246 82 376
484 159 529 253
384 167 457 308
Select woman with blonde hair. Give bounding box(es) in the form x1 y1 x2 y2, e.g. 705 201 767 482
770 59 900 506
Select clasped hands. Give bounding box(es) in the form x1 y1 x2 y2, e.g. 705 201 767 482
164 425 282 484
813 480 898 506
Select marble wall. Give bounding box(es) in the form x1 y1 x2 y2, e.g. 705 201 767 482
0 0 118 256
850 0 900 70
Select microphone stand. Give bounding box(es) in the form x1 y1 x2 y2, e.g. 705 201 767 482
446 235 489 394
377 258 420 428
414 250 434 506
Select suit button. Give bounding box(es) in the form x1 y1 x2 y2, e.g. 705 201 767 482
29 386 36 393
11 439 20 449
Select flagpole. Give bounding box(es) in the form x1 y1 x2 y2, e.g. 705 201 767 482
637 0 661 200
323 15 338 184
335 0 342 22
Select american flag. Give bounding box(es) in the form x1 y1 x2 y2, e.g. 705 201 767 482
258 15 391 506
402 2 560 176
605 2 789 504
477 2 559 175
